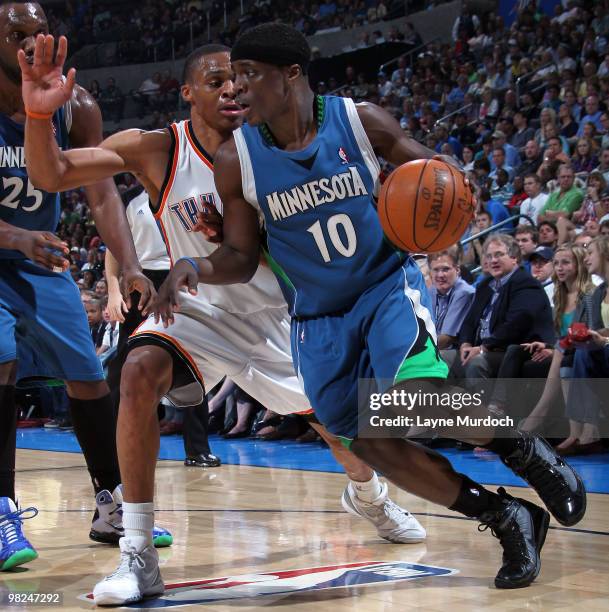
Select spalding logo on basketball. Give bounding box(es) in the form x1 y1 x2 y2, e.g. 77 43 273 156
378 159 475 253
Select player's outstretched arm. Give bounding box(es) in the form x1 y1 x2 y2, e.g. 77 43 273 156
152 139 260 326
68 88 161 312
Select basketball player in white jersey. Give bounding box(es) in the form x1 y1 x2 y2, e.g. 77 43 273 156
21 38 425 605
105 184 220 468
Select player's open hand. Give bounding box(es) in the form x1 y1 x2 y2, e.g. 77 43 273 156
192 203 223 243
18 34 76 115
120 269 156 315
13 229 69 271
152 259 199 328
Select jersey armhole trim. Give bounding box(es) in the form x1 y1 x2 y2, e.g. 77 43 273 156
233 129 260 211
343 98 381 196
153 125 179 218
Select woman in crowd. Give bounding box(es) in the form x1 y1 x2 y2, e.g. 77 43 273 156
572 171 607 225
517 245 595 448
559 236 609 454
571 137 599 176
558 103 578 143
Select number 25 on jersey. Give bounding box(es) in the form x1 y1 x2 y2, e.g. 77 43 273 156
1 177 43 212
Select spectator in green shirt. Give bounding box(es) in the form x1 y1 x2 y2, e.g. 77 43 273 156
539 164 584 223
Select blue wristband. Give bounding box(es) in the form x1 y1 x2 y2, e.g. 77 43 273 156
177 257 200 274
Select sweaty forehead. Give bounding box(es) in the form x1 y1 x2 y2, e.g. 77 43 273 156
1 3 46 28
198 53 231 77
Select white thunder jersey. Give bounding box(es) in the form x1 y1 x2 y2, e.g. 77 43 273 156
133 120 310 414
155 120 285 314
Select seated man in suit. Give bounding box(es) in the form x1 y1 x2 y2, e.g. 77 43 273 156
442 234 555 394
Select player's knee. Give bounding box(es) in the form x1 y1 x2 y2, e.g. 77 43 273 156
121 349 171 404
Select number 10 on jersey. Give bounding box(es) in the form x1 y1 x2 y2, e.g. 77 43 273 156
307 213 357 263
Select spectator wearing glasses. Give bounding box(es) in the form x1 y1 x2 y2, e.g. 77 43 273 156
443 234 554 390
428 250 475 350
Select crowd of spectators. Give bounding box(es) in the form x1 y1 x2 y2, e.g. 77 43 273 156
44 1 609 453
47 0 232 65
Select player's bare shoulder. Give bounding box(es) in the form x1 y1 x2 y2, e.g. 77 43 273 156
67 84 104 147
354 101 396 149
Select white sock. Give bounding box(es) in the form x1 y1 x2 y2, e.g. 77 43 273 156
351 472 382 503
122 501 154 547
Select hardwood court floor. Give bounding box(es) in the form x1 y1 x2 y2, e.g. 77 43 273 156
3 449 609 611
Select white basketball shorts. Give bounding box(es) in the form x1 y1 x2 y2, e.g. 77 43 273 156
130 292 312 416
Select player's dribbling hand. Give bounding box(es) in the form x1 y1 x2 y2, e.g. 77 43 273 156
433 155 477 210
192 203 223 243
13 229 69 271
120 269 156 316
152 260 199 328
18 35 76 115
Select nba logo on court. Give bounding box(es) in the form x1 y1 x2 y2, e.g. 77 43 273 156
338 147 349 164
80 561 457 606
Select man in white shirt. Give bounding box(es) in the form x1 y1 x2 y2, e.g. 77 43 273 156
520 174 549 225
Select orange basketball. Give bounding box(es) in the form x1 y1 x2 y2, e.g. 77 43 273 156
378 158 475 253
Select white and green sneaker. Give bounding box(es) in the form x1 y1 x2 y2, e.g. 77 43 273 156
90 485 173 548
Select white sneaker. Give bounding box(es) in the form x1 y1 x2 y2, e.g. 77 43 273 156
90 485 173 547
93 536 164 606
341 482 426 543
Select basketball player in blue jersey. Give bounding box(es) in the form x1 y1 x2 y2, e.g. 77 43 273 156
0 2 171 571
152 24 587 589
22 39 430 604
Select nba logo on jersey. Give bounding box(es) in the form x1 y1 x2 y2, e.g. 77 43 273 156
81 561 456 607
338 147 349 164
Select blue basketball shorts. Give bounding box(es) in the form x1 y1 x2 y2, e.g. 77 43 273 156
290 260 448 440
0 258 103 381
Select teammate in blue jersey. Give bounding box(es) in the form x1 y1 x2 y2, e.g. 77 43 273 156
152 24 587 589
0 1 169 571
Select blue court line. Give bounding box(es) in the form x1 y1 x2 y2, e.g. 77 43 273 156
16 428 609 495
